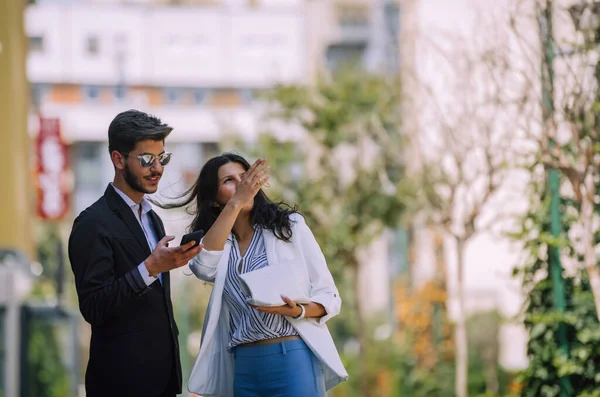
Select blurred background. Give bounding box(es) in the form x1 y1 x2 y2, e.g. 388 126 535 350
3 0 600 396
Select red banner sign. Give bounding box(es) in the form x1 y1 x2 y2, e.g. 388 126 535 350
36 117 70 220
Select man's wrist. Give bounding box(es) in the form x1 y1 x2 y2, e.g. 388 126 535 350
144 258 158 278
136 262 156 287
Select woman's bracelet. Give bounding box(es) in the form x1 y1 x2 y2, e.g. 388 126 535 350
292 303 306 319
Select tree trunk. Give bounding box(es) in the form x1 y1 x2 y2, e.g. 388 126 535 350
352 260 370 397
581 174 600 322
483 348 499 394
455 238 469 397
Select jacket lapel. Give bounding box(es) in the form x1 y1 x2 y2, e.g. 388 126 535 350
264 231 279 269
148 210 175 314
104 184 151 258
148 209 166 240
148 210 168 293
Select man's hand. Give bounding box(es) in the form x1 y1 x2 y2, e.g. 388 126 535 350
144 236 203 277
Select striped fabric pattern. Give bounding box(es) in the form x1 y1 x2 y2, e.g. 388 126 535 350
223 228 298 351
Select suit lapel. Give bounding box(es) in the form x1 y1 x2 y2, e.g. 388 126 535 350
148 210 166 239
148 210 168 292
105 184 151 258
148 210 175 313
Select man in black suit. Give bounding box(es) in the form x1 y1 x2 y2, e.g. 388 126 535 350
68 110 203 397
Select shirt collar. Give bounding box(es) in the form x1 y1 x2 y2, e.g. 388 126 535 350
111 183 153 215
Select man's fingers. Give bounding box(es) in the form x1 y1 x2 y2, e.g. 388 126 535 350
179 240 198 251
180 244 203 262
172 247 202 269
158 235 175 247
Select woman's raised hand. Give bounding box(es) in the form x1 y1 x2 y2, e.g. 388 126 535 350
231 158 270 207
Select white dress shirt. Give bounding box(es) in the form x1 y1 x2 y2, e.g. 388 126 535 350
111 184 161 285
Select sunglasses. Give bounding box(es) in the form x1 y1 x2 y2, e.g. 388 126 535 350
121 152 172 168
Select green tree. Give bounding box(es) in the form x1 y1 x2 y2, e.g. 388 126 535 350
233 68 413 396
20 313 69 397
509 0 600 322
414 39 516 397
511 163 600 397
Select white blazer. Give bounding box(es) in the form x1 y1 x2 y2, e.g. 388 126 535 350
187 213 349 397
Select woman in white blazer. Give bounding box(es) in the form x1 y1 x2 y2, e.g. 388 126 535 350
173 153 348 397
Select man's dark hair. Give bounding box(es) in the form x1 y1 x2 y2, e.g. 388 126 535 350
108 109 173 154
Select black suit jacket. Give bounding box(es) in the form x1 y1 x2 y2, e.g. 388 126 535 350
68 184 182 397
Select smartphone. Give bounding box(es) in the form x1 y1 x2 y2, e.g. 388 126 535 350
180 230 204 247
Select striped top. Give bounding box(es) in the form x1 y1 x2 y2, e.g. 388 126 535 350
223 228 298 351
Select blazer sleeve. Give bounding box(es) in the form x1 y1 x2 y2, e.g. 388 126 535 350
68 213 149 326
292 214 342 325
187 237 224 283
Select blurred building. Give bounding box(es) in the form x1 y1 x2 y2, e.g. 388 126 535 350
25 0 402 317
26 0 307 219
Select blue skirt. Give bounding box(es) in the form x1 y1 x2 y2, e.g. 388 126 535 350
233 339 326 397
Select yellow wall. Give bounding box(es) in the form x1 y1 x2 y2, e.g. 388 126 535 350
0 0 34 259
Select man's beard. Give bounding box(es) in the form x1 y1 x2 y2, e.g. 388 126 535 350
124 164 159 194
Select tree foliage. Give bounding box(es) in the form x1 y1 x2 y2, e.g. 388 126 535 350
230 68 413 395
511 165 600 396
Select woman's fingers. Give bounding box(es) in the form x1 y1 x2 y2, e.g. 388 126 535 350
242 160 269 190
281 295 296 307
253 167 270 188
245 158 266 181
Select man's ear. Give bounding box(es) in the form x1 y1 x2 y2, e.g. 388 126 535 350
111 151 126 170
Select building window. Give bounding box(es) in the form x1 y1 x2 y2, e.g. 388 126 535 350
86 36 100 56
193 89 209 105
114 85 127 101
29 36 45 53
165 36 183 55
202 142 220 161
30 84 49 108
325 43 366 71
239 89 253 104
73 142 103 189
114 33 127 54
164 88 181 105
82 86 101 102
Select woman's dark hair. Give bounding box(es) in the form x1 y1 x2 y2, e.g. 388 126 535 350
162 153 299 242
108 109 173 154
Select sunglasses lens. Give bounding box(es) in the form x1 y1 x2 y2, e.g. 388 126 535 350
139 154 154 168
159 153 171 166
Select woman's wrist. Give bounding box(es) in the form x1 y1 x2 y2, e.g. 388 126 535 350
225 200 244 213
292 304 306 319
